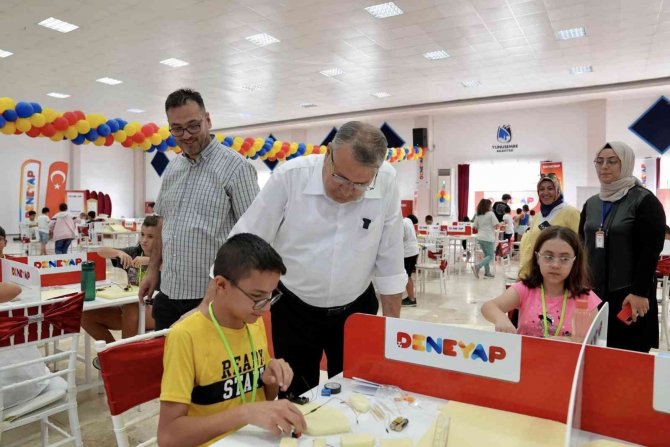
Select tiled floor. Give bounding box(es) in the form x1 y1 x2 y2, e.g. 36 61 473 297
2 251 510 446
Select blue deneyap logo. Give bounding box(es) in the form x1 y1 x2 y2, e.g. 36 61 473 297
497 125 512 143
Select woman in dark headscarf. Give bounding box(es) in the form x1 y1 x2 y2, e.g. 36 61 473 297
519 174 580 278
579 141 665 352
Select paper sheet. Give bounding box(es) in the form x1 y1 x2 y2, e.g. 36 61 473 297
41 287 81 300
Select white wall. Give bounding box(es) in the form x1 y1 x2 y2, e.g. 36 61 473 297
0 136 70 234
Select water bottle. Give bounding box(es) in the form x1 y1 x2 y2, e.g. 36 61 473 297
571 298 590 343
81 261 96 301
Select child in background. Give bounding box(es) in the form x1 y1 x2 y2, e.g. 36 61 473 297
481 226 600 339
502 205 515 243
401 214 419 307
37 207 50 255
81 216 159 343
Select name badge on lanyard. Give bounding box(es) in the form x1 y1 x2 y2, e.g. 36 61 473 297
597 202 614 249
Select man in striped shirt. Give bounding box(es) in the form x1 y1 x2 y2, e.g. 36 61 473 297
139 88 259 329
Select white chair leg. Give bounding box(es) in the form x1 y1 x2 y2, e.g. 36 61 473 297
41 418 48 446
69 403 84 447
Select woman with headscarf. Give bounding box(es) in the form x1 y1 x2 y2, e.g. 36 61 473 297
579 141 665 352
519 173 580 279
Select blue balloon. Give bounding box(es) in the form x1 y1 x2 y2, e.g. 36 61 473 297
115 118 126 129
298 143 305 152
3 109 18 122
72 134 86 145
166 135 177 147
106 119 119 133
30 102 42 113
414 145 420 153
85 129 99 141
223 136 233 146
15 102 34 118
97 124 111 137
0 115 5 128
251 153 259 160
147 145 156 153
158 141 168 152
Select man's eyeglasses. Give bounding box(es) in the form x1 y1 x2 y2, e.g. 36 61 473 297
593 157 620 167
210 266 282 310
329 151 377 192
535 252 576 266
169 119 203 137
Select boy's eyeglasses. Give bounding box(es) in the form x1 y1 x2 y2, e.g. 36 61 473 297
535 252 576 266
209 265 282 310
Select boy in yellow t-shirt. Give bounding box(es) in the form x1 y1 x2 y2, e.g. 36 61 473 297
158 233 306 447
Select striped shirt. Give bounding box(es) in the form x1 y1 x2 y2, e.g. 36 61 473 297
155 137 259 300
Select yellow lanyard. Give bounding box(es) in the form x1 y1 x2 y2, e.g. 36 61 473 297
540 284 568 338
208 302 258 403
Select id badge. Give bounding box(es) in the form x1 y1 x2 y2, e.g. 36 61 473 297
595 230 605 249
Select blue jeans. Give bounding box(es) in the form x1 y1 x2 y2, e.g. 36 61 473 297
54 238 73 254
477 240 495 275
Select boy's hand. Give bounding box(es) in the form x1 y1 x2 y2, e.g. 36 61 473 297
117 251 133 269
243 400 306 436
262 359 293 392
495 316 517 334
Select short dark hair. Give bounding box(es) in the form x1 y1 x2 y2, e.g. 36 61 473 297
0 226 5 239
213 233 286 283
142 215 159 227
407 214 418 225
165 88 206 113
522 226 590 298
87 211 96 219
504 205 511 213
502 194 512 201
516 208 523 214
523 204 529 211
28 210 36 216
59 203 68 212
42 207 50 214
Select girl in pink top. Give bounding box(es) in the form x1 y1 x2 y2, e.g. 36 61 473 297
482 226 601 339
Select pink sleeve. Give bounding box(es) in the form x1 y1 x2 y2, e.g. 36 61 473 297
510 281 529 306
585 290 602 311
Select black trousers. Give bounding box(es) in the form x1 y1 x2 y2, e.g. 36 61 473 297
271 283 378 398
152 292 202 330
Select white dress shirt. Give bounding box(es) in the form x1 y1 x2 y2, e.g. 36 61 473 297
230 154 407 308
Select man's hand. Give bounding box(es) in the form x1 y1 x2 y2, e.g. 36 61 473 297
242 400 306 436
262 359 294 392
622 294 649 323
138 269 159 304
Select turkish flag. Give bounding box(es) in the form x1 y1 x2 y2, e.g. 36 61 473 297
45 161 69 217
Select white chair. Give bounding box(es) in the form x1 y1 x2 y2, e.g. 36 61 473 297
95 329 170 447
416 249 448 295
0 292 85 447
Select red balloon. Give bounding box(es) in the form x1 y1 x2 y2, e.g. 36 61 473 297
244 137 254 146
276 151 286 160
14 129 23 135
105 135 114 146
268 156 276 162
41 123 56 137
121 138 133 148
281 142 289 152
132 132 145 144
151 123 160 133
73 110 85 121
27 127 42 137
53 117 68 131
63 112 77 126
141 124 154 138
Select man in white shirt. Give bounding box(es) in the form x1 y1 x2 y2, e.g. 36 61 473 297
229 121 407 398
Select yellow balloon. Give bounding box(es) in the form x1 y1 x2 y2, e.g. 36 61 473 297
272 141 282 151
114 130 127 143
124 123 137 137
253 138 264 150
87 114 106 128
30 113 46 128
246 149 257 158
42 107 58 123
16 118 32 132
141 139 152 150
0 97 16 114
305 144 313 155
150 134 162 145
94 136 106 146
158 127 170 139
76 120 91 134
289 142 298 154
51 131 65 142
173 146 182 154
215 133 224 143
1 121 16 134
65 127 79 140
232 136 243 151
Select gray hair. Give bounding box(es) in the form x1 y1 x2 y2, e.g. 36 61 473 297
331 121 387 168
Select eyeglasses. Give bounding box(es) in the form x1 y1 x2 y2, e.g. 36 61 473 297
535 252 576 266
329 151 377 192
593 157 620 167
209 265 283 310
169 119 203 137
